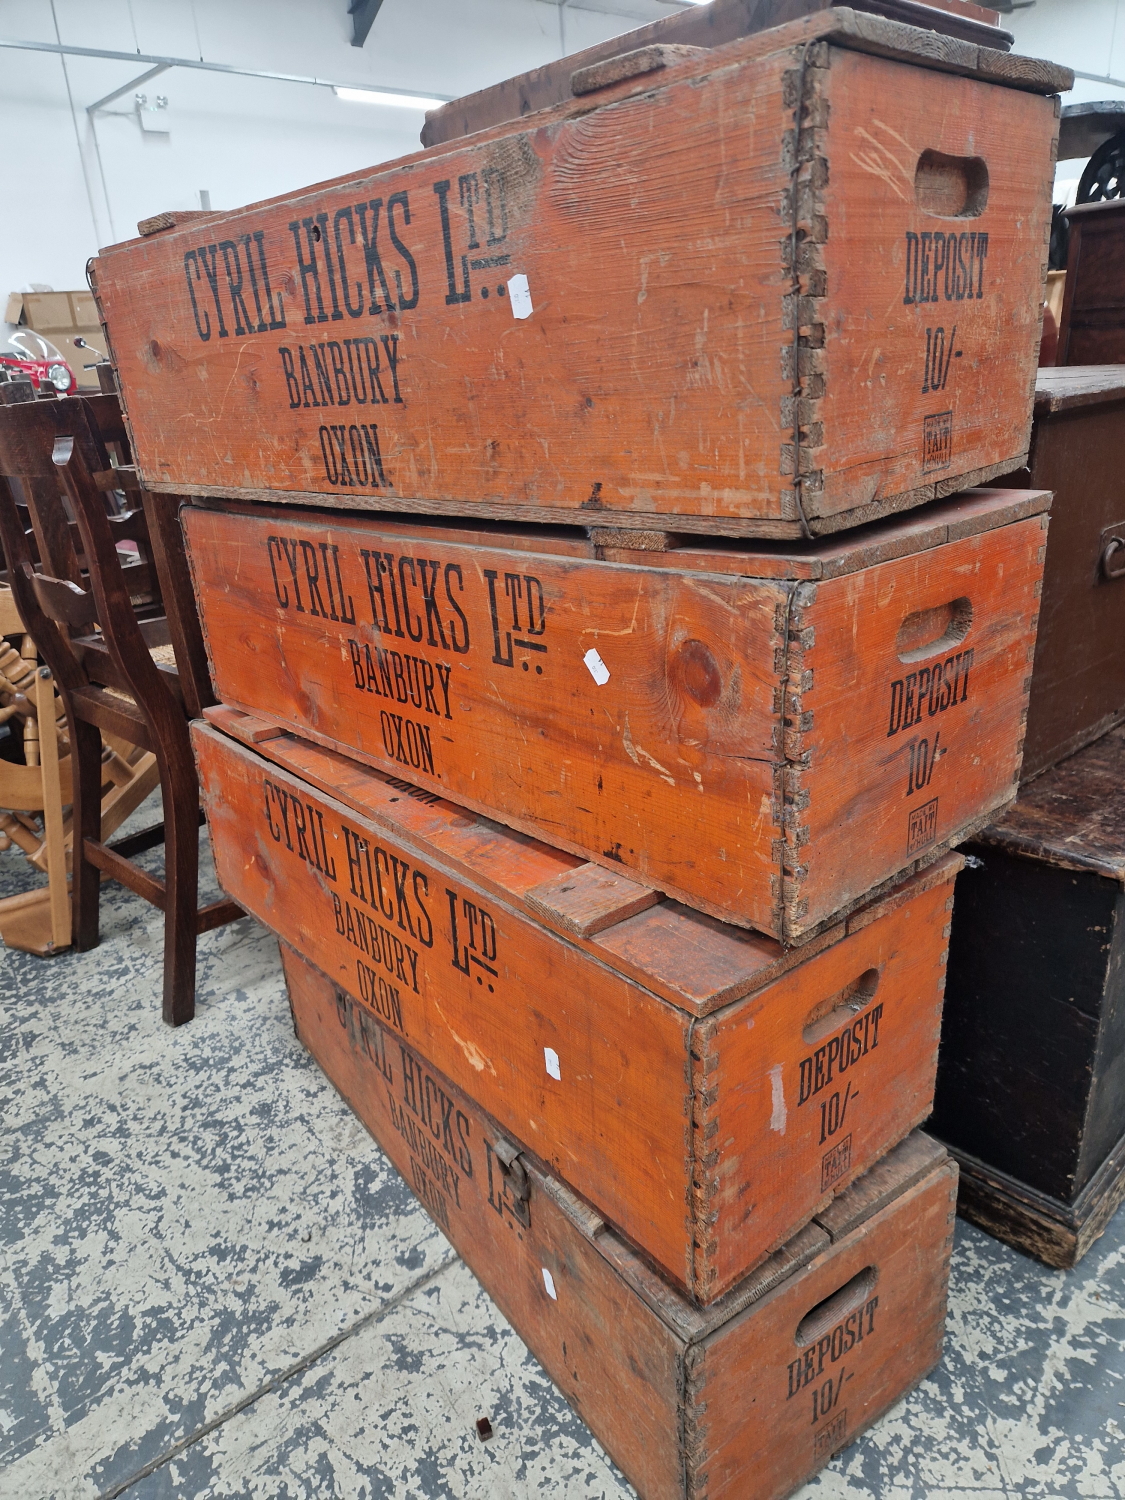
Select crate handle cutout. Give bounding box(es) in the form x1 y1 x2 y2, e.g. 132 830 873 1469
896 597 972 664
802 969 879 1047
795 1266 877 1348
915 150 989 219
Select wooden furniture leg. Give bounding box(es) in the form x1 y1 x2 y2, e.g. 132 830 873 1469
33 668 70 950
157 737 201 1026
71 717 104 952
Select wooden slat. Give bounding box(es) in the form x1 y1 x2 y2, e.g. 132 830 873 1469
524 864 660 937
196 897 244 933
571 44 707 95
421 0 1017 150
32 670 71 950
82 837 166 907
31 572 97 628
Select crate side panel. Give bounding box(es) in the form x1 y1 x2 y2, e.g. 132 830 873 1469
690 1158 957 1499
815 51 1055 517
790 513 1045 935
701 860 954 1299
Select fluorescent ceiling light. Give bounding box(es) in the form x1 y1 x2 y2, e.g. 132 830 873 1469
334 85 446 109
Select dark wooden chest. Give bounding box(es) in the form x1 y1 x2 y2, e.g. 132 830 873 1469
930 724 1125 1266
1020 367 1125 780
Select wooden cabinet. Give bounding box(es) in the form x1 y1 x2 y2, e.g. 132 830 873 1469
1020 367 1125 779
1058 200 1125 367
932 725 1125 1266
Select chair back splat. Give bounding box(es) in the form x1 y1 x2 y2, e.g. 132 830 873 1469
0 386 240 1024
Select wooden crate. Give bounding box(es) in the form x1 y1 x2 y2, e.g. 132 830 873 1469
283 942 957 1500
421 0 1010 148
194 710 958 1303
1019 368 1125 780
931 724 1125 1267
183 487 1047 940
91 12 1067 539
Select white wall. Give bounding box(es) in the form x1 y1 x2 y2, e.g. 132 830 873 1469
9 0 1119 302
0 0 684 300
1009 0 1125 105
1007 0 1125 200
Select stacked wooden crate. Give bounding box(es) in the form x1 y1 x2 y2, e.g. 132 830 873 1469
90 10 1070 1496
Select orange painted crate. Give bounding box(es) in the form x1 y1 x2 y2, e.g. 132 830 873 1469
194 708 958 1304
283 943 957 1500
91 12 1066 539
184 487 1047 940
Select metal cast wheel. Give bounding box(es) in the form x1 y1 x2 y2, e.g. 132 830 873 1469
1077 130 1125 202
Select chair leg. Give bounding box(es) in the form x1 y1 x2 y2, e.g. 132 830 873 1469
71 719 103 951
158 744 201 1027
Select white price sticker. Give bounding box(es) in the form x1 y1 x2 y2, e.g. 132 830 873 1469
583 648 610 686
507 273 533 319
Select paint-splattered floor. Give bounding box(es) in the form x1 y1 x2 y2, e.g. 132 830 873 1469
2 814 1122 1500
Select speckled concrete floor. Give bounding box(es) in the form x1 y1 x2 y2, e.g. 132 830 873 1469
1 813 1122 1500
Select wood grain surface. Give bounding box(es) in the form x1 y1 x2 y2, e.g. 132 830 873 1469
976 723 1125 881
194 717 957 1301
1034 363 1125 415
949 1132 1125 1269
92 19 1059 537
282 944 957 1500
183 488 1045 939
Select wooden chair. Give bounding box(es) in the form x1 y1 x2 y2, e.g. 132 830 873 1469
0 589 162 956
0 389 241 1023
0 653 72 955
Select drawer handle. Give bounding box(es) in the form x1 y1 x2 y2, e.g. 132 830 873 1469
896 596 973 664
795 1265 878 1349
1102 537 1125 580
915 149 989 219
